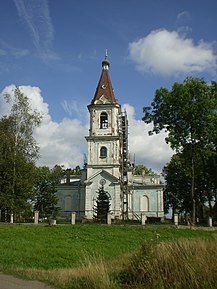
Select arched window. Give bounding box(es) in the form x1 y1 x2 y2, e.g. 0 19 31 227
140 195 149 212
100 112 108 129
100 146 107 158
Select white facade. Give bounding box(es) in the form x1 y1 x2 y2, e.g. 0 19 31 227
56 55 164 222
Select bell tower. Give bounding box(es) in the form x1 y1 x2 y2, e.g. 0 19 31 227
56 53 165 223
84 52 123 219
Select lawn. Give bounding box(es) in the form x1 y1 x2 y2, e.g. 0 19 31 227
0 224 216 288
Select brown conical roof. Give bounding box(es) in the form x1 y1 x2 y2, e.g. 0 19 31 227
91 53 118 104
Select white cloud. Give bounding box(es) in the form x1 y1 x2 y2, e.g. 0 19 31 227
61 99 86 120
14 0 58 62
123 104 173 173
0 85 88 169
176 11 191 24
0 39 30 60
128 29 217 76
0 86 173 173
12 48 29 57
0 85 50 122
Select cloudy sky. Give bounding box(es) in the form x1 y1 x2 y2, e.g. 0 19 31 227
0 0 216 173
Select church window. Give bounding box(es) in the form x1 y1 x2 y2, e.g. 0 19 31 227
100 112 108 129
140 195 149 212
100 146 107 158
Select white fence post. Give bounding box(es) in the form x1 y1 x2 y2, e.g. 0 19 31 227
34 211 39 224
71 212 76 225
141 213 147 225
208 217 212 227
174 214 179 226
107 213 111 225
10 213 14 224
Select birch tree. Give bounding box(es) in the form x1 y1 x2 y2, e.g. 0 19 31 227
0 87 42 221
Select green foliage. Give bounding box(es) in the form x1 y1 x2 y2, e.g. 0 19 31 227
143 77 217 151
163 154 190 216
94 186 110 223
0 87 42 220
51 164 65 184
50 165 82 185
143 78 217 223
134 164 155 175
163 145 217 220
4 86 42 160
33 166 60 220
71 165 81 175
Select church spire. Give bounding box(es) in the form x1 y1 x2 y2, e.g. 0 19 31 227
91 51 118 104
102 49 110 70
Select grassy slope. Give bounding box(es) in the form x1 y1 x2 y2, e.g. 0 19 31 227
0 224 216 271
1 224 217 289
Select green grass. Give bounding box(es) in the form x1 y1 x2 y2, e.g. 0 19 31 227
0 224 216 288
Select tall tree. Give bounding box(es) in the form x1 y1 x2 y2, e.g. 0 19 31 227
143 77 217 224
0 87 41 221
163 147 217 222
163 153 192 219
51 164 65 184
94 185 110 223
33 166 60 222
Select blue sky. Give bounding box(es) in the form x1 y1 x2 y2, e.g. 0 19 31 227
0 0 216 173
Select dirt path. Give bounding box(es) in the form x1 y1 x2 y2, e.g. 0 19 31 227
0 273 55 289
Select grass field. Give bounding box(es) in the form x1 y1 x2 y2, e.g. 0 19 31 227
0 224 217 288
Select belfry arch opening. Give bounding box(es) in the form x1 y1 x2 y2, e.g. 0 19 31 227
100 146 107 158
100 112 108 129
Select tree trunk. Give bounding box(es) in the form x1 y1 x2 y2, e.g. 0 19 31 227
191 157 196 225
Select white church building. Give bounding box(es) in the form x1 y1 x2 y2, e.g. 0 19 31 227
56 53 164 222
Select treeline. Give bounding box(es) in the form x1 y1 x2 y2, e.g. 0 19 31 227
143 77 217 224
0 87 80 222
1 78 216 225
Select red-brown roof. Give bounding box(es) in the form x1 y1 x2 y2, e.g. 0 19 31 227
91 59 118 104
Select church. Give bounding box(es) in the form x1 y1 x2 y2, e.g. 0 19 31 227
56 53 164 222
